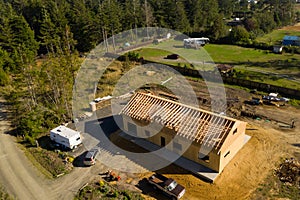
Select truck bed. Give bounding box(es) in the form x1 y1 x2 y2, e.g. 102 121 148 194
149 176 164 184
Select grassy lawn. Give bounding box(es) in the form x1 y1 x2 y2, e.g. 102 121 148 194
27 147 74 178
135 40 300 89
255 29 300 45
203 44 300 64
233 68 300 90
141 40 215 64
20 135 74 178
138 40 300 65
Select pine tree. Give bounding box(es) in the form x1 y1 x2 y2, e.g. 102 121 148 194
174 0 191 33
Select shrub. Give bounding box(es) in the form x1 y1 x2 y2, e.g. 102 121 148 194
0 67 9 86
118 52 140 62
99 186 108 194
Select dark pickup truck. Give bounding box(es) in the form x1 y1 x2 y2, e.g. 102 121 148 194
148 174 185 200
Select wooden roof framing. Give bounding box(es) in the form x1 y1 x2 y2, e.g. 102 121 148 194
121 92 239 151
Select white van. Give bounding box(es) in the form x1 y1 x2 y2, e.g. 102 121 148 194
50 125 82 150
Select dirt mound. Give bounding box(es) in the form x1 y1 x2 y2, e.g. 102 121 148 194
275 158 300 189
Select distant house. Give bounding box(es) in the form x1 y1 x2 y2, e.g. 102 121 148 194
121 92 248 173
227 19 243 27
282 35 300 46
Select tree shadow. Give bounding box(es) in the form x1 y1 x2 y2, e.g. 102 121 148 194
292 144 300 148
173 45 185 49
3 128 17 136
73 151 89 168
37 136 56 150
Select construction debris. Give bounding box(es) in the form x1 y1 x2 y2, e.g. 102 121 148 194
104 170 121 182
262 93 290 107
275 158 300 188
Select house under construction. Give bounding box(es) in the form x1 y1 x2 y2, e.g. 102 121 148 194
121 92 247 173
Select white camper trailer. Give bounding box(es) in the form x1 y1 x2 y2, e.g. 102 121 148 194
50 125 82 149
183 37 209 49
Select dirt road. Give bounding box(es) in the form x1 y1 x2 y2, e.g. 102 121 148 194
0 98 53 199
0 98 102 200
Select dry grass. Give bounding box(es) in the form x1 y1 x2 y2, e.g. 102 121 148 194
96 61 136 97
280 22 300 31
0 186 13 200
138 121 298 200
27 147 73 178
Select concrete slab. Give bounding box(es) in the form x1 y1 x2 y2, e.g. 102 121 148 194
244 134 251 144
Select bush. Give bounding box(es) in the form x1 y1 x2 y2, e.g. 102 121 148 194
99 186 108 194
0 67 9 86
24 135 36 146
230 26 250 44
0 186 13 200
283 46 300 55
121 190 132 199
118 52 140 62
106 190 118 198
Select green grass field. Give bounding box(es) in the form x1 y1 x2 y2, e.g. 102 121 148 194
233 68 300 90
139 40 300 65
255 29 300 45
136 40 300 90
204 44 300 63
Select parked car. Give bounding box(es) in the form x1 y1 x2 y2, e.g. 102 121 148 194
83 148 99 166
148 173 185 200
